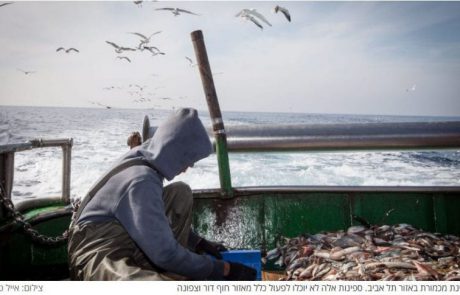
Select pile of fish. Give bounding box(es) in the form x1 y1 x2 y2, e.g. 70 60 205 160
263 224 460 281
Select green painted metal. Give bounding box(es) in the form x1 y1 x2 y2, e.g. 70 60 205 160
215 136 233 197
351 192 436 230
1 189 460 279
192 190 460 253
0 211 70 280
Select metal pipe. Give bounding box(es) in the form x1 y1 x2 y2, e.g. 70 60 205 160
0 152 14 220
0 152 14 199
0 142 32 154
30 138 73 148
0 138 73 206
192 185 460 199
62 139 73 204
214 121 460 152
191 30 233 197
30 138 73 204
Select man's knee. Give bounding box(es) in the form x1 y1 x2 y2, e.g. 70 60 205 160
164 181 193 208
168 181 192 196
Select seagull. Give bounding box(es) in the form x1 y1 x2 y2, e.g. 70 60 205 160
185 56 197 67
89 101 112 109
117 56 131 63
236 8 272 27
273 5 291 22
129 31 162 48
155 7 199 16
56 47 79 53
133 84 146 91
239 14 264 30
133 0 142 7
0 2 13 8
141 45 165 56
106 41 136 54
406 84 416 92
17 68 35 75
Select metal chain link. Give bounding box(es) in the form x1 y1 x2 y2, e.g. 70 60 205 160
0 184 73 246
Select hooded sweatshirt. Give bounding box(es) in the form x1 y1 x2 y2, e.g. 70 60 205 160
76 108 224 280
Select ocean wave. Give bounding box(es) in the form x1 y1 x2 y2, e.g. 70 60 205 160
2 106 459 202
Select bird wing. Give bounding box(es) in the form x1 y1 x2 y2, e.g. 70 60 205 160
56 47 65 52
185 56 193 64
130 32 148 41
67 48 79 53
118 56 131 62
177 8 198 15
235 9 249 17
120 46 136 51
106 41 120 49
248 9 272 26
246 15 263 30
148 30 162 38
0 2 13 7
155 7 174 11
280 6 291 22
17 68 35 75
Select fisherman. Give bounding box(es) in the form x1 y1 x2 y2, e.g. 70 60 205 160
126 131 142 149
68 108 257 280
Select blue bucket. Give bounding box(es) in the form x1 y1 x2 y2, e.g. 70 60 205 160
221 250 262 281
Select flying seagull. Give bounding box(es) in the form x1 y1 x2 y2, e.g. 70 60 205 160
141 46 165 56
89 101 112 109
129 31 162 48
133 0 142 7
17 68 35 75
236 9 272 27
185 56 197 67
155 7 199 16
56 47 79 53
273 5 291 22
106 41 136 54
117 56 131 63
238 14 264 30
0 2 13 8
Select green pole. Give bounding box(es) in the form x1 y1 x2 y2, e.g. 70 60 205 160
191 30 233 198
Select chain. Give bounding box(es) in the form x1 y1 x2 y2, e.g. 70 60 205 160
0 184 73 246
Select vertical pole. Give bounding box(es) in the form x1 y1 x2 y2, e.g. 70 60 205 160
0 152 14 220
61 139 72 204
191 30 233 198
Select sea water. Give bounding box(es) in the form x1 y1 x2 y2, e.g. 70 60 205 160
1 106 459 202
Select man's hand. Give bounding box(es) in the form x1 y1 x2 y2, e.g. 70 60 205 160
196 239 228 259
225 262 257 281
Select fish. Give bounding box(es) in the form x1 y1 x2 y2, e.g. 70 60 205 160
263 223 460 281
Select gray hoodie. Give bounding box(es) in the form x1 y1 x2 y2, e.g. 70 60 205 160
77 108 225 280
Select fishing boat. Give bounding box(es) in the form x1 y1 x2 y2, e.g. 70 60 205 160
1 31 460 280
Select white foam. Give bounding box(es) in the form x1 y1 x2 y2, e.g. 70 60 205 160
3 106 459 202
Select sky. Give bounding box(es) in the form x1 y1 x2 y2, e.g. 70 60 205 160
0 1 460 116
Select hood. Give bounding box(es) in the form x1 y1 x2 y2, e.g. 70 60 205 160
125 108 212 181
